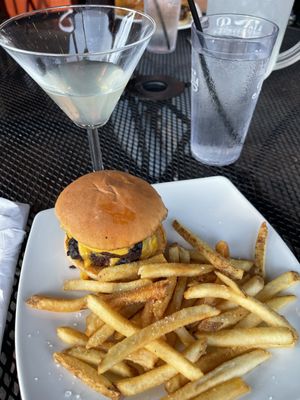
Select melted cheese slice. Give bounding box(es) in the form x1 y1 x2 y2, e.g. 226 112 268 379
75 230 159 268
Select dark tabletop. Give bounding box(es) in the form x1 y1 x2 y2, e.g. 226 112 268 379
0 27 299 399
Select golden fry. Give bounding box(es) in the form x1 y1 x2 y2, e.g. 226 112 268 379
198 306 249 332
172 220 243 280
87 304 142 348
57 327 88 346
85 312 104 337
214 272 245 297
65 346 135 378
196 327 295 348
116 339 207 396
139 263 213 279
193 377 250 400
185 283 298 340
218 275 264 311
215 241 230 258
189 249 253 271
236 295 296 328
98 304 218 374
140 301 155 327
26 295 86 312
97 254 166 281
64 278 151 293
161 349 270 400
53 352 120 400
166 277 188 316
168 244 180 263
152 277 177 320
87 295 204 381
87 324 115 348
178 246 191 263
125 347 158 370
165 347 248 393
256 271 300 302
175 327 196 346
255 222 268 277
107 279 170 308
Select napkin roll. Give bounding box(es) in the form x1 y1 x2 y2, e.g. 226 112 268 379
0 199 29 350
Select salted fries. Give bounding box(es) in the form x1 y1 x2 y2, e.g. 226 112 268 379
26 220 300 400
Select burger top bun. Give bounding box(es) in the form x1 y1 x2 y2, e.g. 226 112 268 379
55 170 168 250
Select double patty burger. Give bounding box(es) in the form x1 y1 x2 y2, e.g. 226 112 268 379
55 170 167 274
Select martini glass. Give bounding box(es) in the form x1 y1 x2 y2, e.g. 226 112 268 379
0 5 155 170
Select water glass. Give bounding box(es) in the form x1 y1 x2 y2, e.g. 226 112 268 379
144 0 181 53
191 14 278 166
207 0 300 77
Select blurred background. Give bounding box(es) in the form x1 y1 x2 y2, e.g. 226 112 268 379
0 0 299 27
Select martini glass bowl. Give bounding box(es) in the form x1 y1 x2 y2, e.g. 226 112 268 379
0 5 155 170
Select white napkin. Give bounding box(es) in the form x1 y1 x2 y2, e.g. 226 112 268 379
0 198 29 350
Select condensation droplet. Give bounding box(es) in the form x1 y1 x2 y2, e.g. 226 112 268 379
64 390 72 398
27 333 32 338
34 377 38 382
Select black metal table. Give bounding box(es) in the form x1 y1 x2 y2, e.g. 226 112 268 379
0 27 299 400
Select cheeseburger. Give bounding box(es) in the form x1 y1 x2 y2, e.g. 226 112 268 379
55 170 167 273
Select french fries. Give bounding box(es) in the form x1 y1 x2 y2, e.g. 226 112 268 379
196 327 295 348
85 312 104 337
26 295 87 312
87 295 206 380
161 349 271 400
26 219 299 400
197 306 249 332
57 327 88 346
172 220 244 280
152 277 177 320
53 352 120 400
116 339 207 396
64 278 152 293
138 263 213 279
65 346 135 378
215 240 230 258
185 283 298 341
97 254 167 281
97 304 219 374
106 279 171 307
254 222 268 277
165 347 248 394
193 377 250 400
86 304 142 348
235 295 296 328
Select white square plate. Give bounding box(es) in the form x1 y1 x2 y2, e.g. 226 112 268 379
16 176 300 400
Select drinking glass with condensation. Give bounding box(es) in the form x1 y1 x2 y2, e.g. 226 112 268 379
144 0 181 53
207 0 300 78
191 14 278 166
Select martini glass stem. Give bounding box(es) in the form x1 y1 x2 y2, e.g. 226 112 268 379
87 127 104 171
